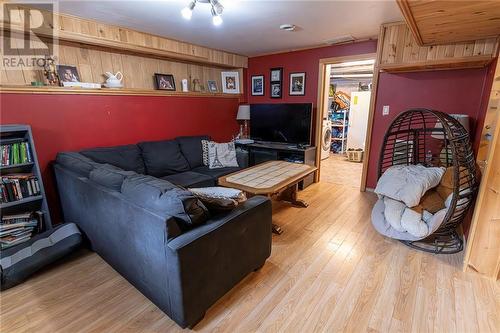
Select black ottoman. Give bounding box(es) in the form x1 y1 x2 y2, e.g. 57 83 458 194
1 223 82 290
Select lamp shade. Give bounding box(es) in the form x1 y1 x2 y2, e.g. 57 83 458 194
237 105 250 120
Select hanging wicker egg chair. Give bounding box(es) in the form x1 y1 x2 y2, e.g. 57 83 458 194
376 108 478 254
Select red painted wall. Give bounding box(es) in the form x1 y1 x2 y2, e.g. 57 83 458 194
246 41 377 145
246 41 495 192
366 66 494 188
1 93 240 223
247 41 378 105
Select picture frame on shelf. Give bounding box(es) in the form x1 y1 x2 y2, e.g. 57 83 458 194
289 72 306 96
56 65 80 85
221 71 240 94
154 73 176 91
251 75 264 96
207 80 218 93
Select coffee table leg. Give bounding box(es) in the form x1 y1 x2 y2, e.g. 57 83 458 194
272 224 283 235
278 183 309 208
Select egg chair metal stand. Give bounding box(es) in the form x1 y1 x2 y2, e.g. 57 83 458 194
377 108 478 254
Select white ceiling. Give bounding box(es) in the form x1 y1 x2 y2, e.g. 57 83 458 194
55 0 402 56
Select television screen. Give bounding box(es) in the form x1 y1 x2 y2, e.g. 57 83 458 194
250 103 312 145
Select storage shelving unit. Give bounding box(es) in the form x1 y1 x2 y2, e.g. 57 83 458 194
328 95 349 154
1 125 52 233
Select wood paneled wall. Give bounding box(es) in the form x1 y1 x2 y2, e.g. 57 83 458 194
1 36 243 94
1 4 247 68
379 22 499 72
463 58 500 280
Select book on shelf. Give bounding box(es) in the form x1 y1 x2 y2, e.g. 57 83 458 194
0 211 43 249
0 173 41 203
0 141 33 166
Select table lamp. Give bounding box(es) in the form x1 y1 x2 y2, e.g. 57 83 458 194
237 104 251 139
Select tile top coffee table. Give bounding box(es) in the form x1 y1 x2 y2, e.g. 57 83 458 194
218 160 317 234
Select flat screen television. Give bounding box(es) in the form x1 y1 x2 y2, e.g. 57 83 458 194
250 103 313 145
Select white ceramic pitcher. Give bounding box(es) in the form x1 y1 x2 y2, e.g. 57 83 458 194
104 71 123 88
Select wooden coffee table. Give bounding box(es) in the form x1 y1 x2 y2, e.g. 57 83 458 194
218 160 317 235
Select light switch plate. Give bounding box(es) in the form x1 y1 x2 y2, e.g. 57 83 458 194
383 105 390 116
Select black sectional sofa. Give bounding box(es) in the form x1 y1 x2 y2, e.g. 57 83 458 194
54 136 272 328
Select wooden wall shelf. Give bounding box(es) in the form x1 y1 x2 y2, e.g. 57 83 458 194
1 6 246 92
378 22 499 73
379 56 495 73
0 85 243 98
2 4 248 69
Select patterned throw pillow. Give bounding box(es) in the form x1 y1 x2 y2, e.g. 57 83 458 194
201 140 210 166
207 141 239 169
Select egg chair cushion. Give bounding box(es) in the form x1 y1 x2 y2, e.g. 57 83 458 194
371 199 448 241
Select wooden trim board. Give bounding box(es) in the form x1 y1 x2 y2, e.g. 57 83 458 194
0 85 243 98
395 0 423 46
360 32 385 192
463 57 500 280
315 53 377 191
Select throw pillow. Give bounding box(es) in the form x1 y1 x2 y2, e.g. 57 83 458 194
189 187 247 211
207 141 239 169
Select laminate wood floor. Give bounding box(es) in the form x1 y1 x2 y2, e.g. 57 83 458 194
1 182 498 332
320 154 363 188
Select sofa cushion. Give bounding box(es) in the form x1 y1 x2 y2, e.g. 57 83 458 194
191 166 240 181
56 152 101 177
80 145 146 174
176 135 210 169
121 174 209 228
162 171 214 188
89 165 136 192
138 140 190 177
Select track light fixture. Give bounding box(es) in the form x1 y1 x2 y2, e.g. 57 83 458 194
181 0 224 26
210 0 224 15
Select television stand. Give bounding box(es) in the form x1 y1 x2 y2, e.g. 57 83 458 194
235 142 317 189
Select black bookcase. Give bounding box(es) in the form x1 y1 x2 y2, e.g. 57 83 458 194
1 124 52 232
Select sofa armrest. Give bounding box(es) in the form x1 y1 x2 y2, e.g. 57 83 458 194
54 164 179 320
167 196 271 251
165 195 272 327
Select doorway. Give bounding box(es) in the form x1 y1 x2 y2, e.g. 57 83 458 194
316 55 376 189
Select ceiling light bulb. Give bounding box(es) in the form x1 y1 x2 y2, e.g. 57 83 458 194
181 7 192 19
212 14 223 26
181 1 196 20
211 7 222 26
